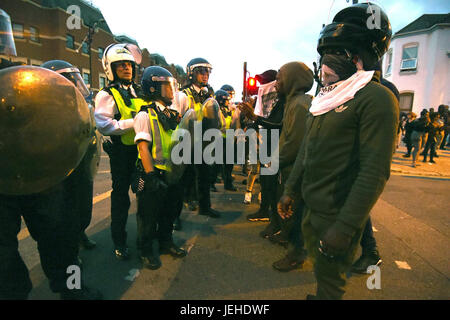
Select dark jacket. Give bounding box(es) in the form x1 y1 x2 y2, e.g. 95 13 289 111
276 62 314 182
284 71 399 237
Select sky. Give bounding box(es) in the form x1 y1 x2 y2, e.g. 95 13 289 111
89 0 449 99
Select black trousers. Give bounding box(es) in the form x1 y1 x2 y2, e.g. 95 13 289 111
360 217 377 254
63 155 94 236
260 174 279 214
108 143 138 247
196 163 212 211
136 176 183 256
0 185 79 299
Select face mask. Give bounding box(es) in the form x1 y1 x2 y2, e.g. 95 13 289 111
321 53 357 85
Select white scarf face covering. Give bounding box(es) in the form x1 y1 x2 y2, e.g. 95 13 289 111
309 70 375 116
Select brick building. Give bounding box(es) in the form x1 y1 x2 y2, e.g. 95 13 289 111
0 0 184 94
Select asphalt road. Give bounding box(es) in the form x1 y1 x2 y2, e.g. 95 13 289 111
19 153 450 300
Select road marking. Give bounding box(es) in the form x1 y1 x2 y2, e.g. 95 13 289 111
97 170 110 174
18 189 113 241
395 260 412 270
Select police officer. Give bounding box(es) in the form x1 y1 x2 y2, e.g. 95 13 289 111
216 89 237 191
0 8 101 299
133 66 187 270
95 43 147 260
278 2 398 299
179 58 221 218
41 60 100 251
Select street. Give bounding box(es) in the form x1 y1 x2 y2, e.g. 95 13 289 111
19 148 450 300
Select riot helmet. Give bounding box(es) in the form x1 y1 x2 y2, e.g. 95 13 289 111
220 84 235 101
317 2 392 70
215 89 230 108
141 66 178 106
41 60 90 99
102 43 142 82
0 9 17 56
187 57 212 87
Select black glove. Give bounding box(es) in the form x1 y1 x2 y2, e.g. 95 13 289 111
318 224 352 260
144 171 168 193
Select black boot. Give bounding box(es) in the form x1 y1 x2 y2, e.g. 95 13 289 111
272 249 307 272
351 249 382 274
79 232 96 250
141 240 161 270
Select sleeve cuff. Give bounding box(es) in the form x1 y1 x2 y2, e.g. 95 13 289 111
134 132 151 144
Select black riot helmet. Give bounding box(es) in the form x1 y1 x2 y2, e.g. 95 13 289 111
141 66 177 106
0 9 17 56
317 2 392 69
41 60 90 99
187 57 212 85
215 89 230 108
220 84 235 99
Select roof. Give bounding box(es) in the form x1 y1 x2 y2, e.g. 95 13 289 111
114 35 139 46
395 13 450 36
31 0 112 33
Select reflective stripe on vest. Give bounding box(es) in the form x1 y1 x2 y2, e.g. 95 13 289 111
109 87 147 145
184 88 203 121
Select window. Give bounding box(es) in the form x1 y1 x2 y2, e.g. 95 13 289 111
82 42 89 54
399 92 414 112
66 34 74 49
98 47 104 59
401 45 418 71
385 50 392 76
12 23 24 39
29 26 39 42
83 72 90 86
99 76 106 89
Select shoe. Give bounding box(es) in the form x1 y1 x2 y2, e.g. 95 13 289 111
173 217 182 231
188 201 198 211
247 210 270 222
272 254 305 272
402 154 411 158
351 250 382 274
199 208 221 218
114 246 130 260
211 184 218 192
141 255 161 270
268 231 289 248
224 184 237 191
243 191 252 204
60 286 103 300
79 233 96 250
160 242 187 258
259 226 280 239
429 160 436 164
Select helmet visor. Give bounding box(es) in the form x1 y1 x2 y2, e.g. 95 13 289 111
0 11 17 56
154 76 178 105
58 68 90 98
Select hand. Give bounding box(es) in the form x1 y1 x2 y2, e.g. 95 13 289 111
237 101 257 121
319 224 352 258
144 171 168 193
277 195 294 220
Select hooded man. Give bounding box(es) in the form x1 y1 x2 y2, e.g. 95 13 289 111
270 62 313 271
278 3 398 299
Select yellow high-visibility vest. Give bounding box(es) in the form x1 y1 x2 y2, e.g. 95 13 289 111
108 86 147 145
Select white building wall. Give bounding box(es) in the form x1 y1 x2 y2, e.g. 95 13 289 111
384 27 450 115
